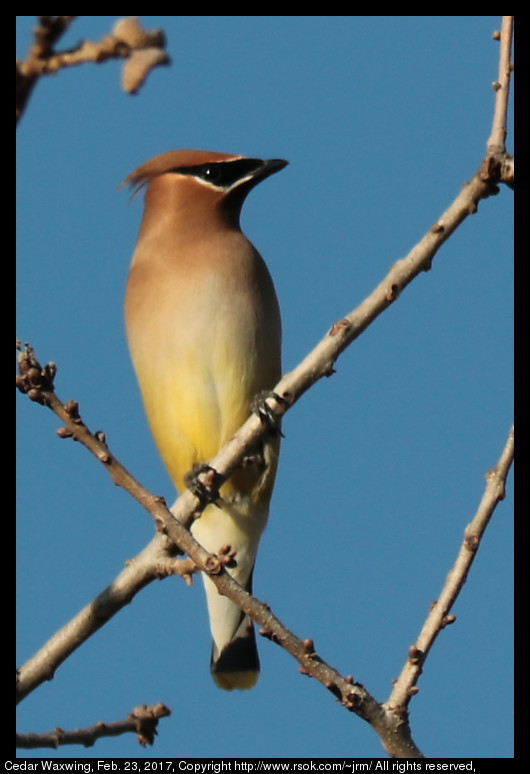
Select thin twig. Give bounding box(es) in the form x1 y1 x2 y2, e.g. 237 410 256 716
386 424 514 714
16 16 76 122
487 16 514 154
16 17 170 123
17 703 171 749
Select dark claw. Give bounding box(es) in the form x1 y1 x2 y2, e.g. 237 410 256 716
251 391 287 437
184 463 222 506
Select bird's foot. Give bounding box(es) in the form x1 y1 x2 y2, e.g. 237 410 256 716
217 543 237 568
251 390 289 437
184 463 222 507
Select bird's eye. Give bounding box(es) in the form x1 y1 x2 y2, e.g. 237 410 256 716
201 165 223 185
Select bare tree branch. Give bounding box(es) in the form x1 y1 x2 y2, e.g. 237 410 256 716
386 423 514 713
17 703 171 749
488 16 514 154
16 16 170 123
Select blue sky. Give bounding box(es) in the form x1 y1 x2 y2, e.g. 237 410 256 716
16 16 513 760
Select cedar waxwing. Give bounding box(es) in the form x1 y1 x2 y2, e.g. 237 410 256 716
124 150 287 690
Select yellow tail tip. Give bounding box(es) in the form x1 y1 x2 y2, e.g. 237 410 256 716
213 670 259 691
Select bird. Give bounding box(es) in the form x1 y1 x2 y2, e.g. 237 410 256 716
123 149 287 690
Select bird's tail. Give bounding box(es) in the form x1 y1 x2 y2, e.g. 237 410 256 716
193 500 267 690
206 571 260 690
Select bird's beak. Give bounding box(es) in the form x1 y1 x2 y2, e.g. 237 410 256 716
234 158 288 197
256 158 289 180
